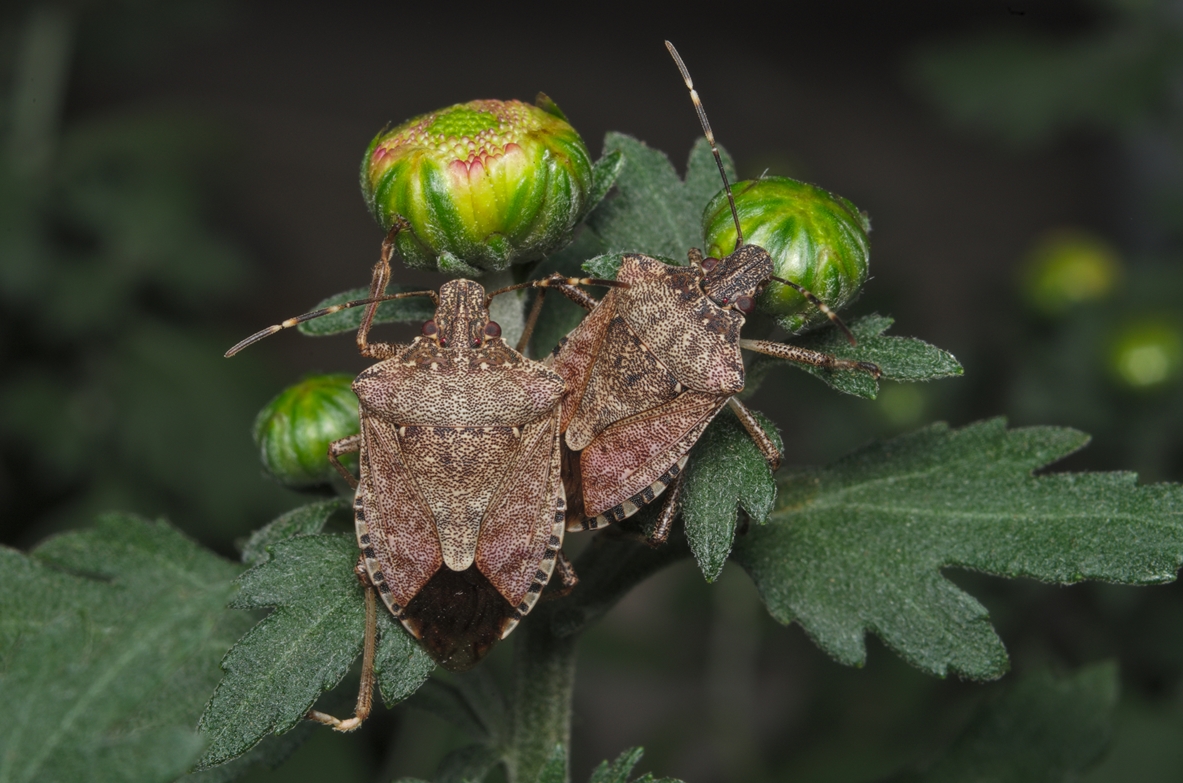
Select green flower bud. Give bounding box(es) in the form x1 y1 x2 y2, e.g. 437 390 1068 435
1019 229 1122 316
253 374 359 488
703 177 870 333
1107 319 1183 391
361 98 595 274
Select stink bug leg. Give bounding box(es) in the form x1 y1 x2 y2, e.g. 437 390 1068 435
306 562 378 732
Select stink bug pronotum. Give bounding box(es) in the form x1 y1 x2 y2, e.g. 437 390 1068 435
517 42 881 544
226 226 620 729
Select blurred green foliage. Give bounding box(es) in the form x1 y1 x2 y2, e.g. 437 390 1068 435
0 2 294 550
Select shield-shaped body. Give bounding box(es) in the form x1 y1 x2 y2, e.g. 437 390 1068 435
352 280 567 670
551 254 748 529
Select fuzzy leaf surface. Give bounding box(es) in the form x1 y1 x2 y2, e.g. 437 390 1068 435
898 663 1118 782
681 408 782 582
776 314 963 399
375 611 435 707
0 515 250 783
240 498 348 566
587 150 626 213
588 747 683 783
197 533 432 768
733 419 1183 680
533 745 568 783
297 285 436 337
586 134 735 260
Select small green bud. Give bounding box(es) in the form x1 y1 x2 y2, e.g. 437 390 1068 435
1019 230 1122 316
361 97 595 274
703 177 870 333
1107 319 1183 391
253 374 359 488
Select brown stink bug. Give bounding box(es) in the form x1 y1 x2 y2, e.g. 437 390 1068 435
516 42 881 544
226 228 615 728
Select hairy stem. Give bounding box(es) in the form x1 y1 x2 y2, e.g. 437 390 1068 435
505 526 690 783
507 609 577 783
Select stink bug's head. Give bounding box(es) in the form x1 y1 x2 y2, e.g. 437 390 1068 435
433 279 495 349
702 243 774 313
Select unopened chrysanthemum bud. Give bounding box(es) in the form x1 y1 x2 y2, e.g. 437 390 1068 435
253 374 359 488
703 177 870 333
361 97 595 274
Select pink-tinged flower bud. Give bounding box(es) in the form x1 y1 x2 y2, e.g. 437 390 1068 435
703 177 870 333
253 374 358 488
361 98 595 274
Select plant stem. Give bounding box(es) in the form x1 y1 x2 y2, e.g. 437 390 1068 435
503 527 691 783
507 607 577 783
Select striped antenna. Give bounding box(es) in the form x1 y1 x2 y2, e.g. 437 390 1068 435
665 40 743 251
225 289 438 357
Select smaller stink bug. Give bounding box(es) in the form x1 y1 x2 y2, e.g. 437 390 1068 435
226 226 617 729
516 43 880 544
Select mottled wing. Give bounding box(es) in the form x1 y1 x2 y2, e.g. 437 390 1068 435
564 313 683 452
616 255 745 394
356 415 442 620
577 390 725 523
547 290 615 435
476 407 565 635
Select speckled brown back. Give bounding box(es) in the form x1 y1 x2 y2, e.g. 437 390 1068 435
352 278 568 670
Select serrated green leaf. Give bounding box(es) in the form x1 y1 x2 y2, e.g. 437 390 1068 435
240 498 348 566
899 663 1118 782
533 745 567 783
437 743 503 783
771 314 963 399
587 150 625 213
587 747 683 783
375 611 434 708
197 533 431 768
296 285 436 338
681 408 782 582
0 514 251 783
733 419 1183 680
196 534 365 767
176 724 314 783
586 134 734 260
580 253 625 281
589 747 645 783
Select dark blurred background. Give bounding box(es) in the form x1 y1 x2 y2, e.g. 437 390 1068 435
3 0 1183 781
